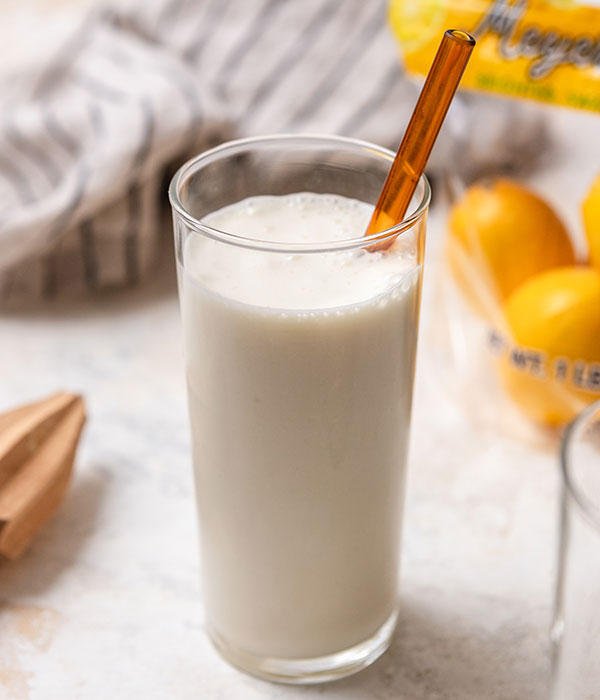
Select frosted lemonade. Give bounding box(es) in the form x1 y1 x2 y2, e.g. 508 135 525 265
171 135 429 683
184 193 421 651
171 30 473 685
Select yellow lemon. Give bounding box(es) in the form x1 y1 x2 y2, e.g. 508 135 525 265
582 172 600 269
497 266 600 427
447 179 575 317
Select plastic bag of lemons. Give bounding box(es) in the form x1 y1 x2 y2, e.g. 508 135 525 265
445 174 600 428
385 0 600 433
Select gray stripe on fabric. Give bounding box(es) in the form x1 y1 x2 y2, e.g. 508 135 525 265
1 269 16 302
45 160 89 245
97 42 203 146
244 0 341 121
62 99 104 286
4 118 62 189
124 184 141 285
183 0 233 64
0 99 92 294
45 97 103 244
286 2 385 129
79 219 98 288
0 154 36 205
44 104 80 158
214 0 287 97
74 73 128 103
157 0 189 28
87 99 104 134
338 61 402 136
132 97 156 170
123 97 156 284
42 253 58 300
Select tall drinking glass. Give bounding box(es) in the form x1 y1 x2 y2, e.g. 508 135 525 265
552 400 600 700
169 134 429 684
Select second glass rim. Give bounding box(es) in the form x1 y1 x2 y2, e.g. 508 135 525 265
168 133 431 255
560 399 600 530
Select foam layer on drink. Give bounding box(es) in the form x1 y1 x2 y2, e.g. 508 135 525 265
186 193 418 309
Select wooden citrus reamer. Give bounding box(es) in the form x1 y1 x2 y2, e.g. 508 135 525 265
365 29 475 250
0 392 85 559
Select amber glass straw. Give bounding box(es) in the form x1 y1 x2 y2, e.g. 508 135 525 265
365 29 475 250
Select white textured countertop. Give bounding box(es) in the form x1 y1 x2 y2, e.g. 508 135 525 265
1 107 597 700
0 227 555 700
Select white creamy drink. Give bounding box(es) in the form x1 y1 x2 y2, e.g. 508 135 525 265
180 193 421 661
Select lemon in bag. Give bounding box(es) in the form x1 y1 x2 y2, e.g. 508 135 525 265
497 266 600 427
583 173 600 269
447 179 575 317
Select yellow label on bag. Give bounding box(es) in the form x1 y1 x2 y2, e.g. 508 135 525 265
389 0 600 112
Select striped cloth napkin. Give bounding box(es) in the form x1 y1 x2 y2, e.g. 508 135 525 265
0 0 545 304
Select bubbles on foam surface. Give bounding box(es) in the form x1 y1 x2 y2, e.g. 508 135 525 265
192 192 421 309
204 192 378 246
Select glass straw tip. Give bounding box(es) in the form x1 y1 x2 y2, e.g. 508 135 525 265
446 29 476 45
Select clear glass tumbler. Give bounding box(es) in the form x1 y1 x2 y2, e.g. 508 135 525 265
169 134 430 684
551 400 600 700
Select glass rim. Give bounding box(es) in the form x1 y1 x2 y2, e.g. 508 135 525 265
168 133 431 254
560 399 600 530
